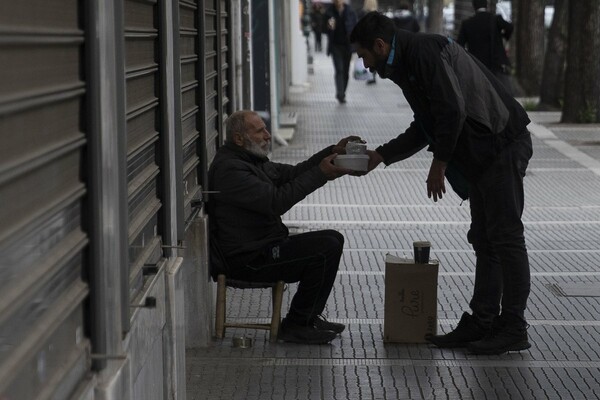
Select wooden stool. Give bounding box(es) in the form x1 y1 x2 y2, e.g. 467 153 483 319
215 274 285 342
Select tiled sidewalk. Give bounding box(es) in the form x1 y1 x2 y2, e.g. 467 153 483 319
186 51 600 399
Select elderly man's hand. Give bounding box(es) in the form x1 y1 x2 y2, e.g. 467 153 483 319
332 135 365 154
319 154 352 180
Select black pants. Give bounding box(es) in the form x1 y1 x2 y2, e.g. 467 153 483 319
467 132 533 329
227 230 344 326
330 44 352 100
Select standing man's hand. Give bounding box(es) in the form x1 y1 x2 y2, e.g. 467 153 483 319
427 159 447 202
319 153 352 180
332 135 364 154
350 150 384 177
366 150 384 172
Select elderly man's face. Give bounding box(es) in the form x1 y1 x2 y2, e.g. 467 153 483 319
242 113 271 157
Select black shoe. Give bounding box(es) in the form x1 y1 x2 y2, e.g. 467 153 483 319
426 312 488 348
313 315 345 334
336 95 346 104
366 79 376 85
279 318 337 344
468 325 531 355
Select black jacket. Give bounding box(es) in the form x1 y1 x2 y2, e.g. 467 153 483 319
457 11 513 72
208 143 332 262
376 30 530 198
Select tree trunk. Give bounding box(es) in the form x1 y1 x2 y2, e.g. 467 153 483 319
562 0 600 123
426 0 444 34
539 0 568 110
515 0 545 95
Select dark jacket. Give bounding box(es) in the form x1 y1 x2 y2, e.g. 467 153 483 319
457 11 513 73
208 143 332 263
376 30 530 199
324 4 357 54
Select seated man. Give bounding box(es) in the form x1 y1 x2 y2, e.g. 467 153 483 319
208 110 358 344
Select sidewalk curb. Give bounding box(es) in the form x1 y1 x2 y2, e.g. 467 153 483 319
528 121 600 177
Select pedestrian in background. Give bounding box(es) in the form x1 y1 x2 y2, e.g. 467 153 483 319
357 0 379 85
311 3 325 53
325 0 358 104
457 0 514 94
350 12 533 355
393 0 420 33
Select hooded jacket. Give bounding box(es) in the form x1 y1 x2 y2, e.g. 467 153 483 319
208 143 332 263
376 30 530 199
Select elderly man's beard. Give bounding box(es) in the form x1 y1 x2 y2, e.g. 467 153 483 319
243 135 270 157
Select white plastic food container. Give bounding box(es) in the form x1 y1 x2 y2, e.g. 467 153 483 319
333 154 369 171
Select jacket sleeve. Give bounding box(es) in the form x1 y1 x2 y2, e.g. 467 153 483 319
376 120 428 165
212 158 328 217
271 145 333 184
410 41 465 163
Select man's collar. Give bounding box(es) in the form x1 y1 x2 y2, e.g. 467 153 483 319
386 34 396 66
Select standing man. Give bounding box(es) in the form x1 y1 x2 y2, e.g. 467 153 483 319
209 110 358 344
325 0 357 103
350 12 533 355
457 0 514 94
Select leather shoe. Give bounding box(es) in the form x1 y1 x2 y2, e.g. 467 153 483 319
468 317 531 355
426 312 488 348
279 318 337 344
314 315 345 334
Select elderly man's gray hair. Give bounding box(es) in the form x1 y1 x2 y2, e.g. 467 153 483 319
225 110 255 143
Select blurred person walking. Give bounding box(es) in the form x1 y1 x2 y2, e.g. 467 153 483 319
311 3 325 52
393 0 420 33
457 0 514 94
358 0 379 84
325 0 358 103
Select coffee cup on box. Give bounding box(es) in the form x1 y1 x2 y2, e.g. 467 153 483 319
413 241 431 264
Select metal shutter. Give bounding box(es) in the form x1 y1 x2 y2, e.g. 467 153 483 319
179 0 202 221
198 0 231 201
0 1 91 398
124 0 165 303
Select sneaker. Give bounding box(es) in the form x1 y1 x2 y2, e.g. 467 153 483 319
314 315 345 334
426 312 488 348
279 318 337 344
468 325 531 355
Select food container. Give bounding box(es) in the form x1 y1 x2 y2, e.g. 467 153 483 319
333 154 369 171
346 141 367 154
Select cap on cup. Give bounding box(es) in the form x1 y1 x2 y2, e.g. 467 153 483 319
413 240 431 264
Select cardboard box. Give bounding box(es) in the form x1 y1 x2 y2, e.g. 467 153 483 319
383 254 439 343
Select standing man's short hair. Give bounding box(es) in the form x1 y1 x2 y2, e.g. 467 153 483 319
349 11 395 49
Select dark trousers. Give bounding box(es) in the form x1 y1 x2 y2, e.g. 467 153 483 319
227 230 344 326
467 132 533 329
330 44 352 99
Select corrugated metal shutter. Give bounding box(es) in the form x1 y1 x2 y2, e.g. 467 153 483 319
124 0 165 303
179 0 202 221
0 1 91 398
198 0 231 200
